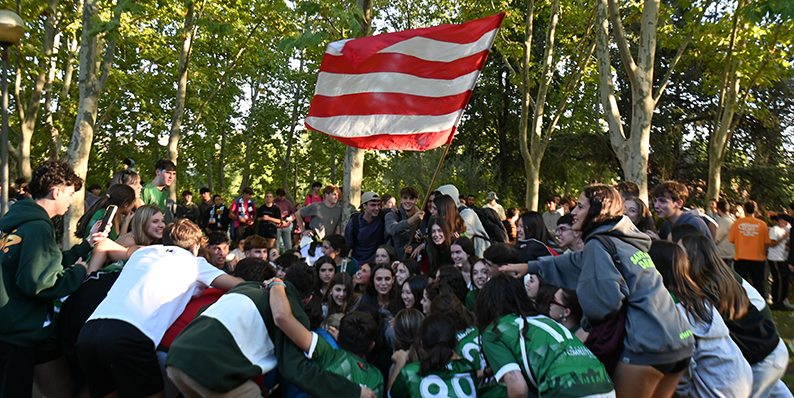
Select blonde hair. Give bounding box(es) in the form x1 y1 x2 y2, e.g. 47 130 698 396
131 205 163 246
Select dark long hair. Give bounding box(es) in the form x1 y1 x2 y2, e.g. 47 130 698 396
435 265 468 304
364 263 401 314
326 272 357 316
579 184 624 238
324 234 348 258
75 184 136 238
434 195 465 235
403 275 428 311
518 211 555 245
426 217 453 276
430 293 475 332
418 314 458 376
531 274 558 317
450 236 475 260
376 244 398 263
680 235 748 321
475 275 538 340
649 240 711 323
393 308 424 352
313 255 337 302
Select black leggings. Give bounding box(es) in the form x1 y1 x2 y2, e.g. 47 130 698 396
769 260 789 306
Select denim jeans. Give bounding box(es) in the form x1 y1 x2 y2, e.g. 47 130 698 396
277 223 293 252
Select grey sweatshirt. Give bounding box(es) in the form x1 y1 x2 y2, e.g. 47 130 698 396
527 216 694 365
674 304 753 398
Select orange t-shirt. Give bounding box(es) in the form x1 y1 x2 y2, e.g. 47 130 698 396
728 217 770 261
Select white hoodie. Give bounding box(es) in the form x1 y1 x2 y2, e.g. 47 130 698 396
675 303 753 398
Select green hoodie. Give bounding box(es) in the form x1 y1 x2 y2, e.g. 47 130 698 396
0 197 92 347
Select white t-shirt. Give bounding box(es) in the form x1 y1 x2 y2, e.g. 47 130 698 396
768 225 789 262
88 245 226 347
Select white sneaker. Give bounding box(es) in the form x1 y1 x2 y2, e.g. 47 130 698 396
784 298 794 309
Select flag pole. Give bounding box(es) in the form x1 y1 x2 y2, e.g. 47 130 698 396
402 130 456 259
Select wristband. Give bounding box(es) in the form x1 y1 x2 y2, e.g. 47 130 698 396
267 281 286 290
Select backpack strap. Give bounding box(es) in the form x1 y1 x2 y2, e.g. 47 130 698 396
591 234 621 266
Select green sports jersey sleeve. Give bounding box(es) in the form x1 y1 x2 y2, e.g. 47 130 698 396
308 333 384 398
482 314 613 398
457 327 507 398
480 322 522 384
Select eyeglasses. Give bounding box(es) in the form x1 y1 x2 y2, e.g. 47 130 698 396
556 226 572 233
549 298 567 308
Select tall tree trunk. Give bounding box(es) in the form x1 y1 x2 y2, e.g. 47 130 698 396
218 129 226 191
706 3 743 202
342 0 373 219
44 27 62 161
497 69 509 189
281 54 304 201
342 147 364 228
517 0 590 210
51 33 78 161
595 0 661 203
16 0 58 180
62 0 119 249
240 132 252 190
309 139 317 182
526 0 561 211
516 0 536 210
167 1 195 201
206 155 214 192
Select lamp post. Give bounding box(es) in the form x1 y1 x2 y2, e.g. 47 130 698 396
0 10 23 216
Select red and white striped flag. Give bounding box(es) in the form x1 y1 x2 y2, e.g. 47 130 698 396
305 14 505 151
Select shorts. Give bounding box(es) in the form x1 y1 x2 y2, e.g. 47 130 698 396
651 357 690 374
76 319 164 398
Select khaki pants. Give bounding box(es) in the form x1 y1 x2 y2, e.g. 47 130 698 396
166 366 261 398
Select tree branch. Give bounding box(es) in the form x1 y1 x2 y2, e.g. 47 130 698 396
97 0 122 93
187 16 267 130
607 0 638 90
653 0 713 105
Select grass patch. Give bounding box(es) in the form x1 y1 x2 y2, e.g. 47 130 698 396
772 309 794 389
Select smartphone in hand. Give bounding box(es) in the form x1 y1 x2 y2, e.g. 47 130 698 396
99 205 118 234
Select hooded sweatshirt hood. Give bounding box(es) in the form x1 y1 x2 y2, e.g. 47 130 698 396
584 215 651 252
436 184 462 208
0 197 53 233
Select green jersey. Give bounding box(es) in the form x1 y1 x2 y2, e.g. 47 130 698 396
141 182 167 212
481 314 613 398
308 332 384 398
464 289 478 312
391 359 477 398
457 327 506 398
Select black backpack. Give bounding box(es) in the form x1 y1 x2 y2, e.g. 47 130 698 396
468 207 509 244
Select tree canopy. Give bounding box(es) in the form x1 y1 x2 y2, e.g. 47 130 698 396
2 0 792 231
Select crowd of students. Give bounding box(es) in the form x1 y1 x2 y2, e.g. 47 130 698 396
1 158 792 398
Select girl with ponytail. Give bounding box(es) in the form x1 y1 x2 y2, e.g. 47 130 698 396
390 313 477 398
75 184 136 240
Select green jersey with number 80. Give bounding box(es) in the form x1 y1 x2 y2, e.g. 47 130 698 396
481 314 613 398
390 359 477 398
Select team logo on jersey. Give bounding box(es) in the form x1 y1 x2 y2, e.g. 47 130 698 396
0 230 21 253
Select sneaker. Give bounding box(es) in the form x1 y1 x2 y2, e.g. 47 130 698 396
784 298 794 309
